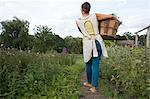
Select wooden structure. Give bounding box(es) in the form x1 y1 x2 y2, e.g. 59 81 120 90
134 25 150 48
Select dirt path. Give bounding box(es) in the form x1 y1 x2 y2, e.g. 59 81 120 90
79 70 106 99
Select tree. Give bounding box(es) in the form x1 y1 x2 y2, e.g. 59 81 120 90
139 34 146 46
123 32 134 40
33 25 65 53
0 17 30 50
52 34 65 53
64 36 82 54
0 35 2 48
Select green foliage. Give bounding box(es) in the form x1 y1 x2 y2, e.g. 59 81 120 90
0 35 2 47
64 36 82 54
0 17 30 50
104 40 116 47
139 35 146 46
101 46 150 98
48 59 84 99
0 50 83 98
0 17 83 54
123 32 134 40
33 25 65 53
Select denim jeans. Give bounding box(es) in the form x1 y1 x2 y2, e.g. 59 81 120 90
85 40 102 87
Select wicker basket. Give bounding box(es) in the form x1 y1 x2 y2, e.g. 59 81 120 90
99 18 122 37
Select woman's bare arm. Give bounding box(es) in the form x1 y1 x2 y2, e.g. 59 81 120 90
96 13 114 20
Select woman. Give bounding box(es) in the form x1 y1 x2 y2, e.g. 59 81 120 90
76 2 114 92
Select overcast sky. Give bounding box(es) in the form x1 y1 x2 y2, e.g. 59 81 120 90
0 0 150 38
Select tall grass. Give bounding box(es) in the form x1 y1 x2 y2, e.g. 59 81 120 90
100 46 150 99
0 50 84 98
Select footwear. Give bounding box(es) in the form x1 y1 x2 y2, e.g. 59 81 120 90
83 82 92 87
90 87 96 93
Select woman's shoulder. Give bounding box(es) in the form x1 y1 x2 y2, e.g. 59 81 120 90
76 18 82 24
76 17 82 21
76 13 96 21
90 13 99 17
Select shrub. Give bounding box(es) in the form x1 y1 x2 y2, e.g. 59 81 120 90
101 46 149 98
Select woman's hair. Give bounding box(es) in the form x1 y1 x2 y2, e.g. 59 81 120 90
81 2 91 13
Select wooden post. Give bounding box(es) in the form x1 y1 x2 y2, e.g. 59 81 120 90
135 34 138 47
146 27 150 48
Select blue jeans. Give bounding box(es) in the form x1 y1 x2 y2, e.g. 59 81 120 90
86 40 102 87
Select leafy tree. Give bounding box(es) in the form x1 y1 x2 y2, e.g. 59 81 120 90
0 35 3 48
33 25 65 53
139 34 146 46
64 36 82 54
0 17 83 53
0 17 30 50
33 25 53 52
123 32 134 40
53 34 65 53
27 35 35 50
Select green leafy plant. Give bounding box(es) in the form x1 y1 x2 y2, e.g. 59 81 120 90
101 46 149 98
0 50 84 98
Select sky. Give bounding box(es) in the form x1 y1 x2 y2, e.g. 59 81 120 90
0 0 150 38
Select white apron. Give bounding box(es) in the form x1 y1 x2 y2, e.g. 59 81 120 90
76 13 108 62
